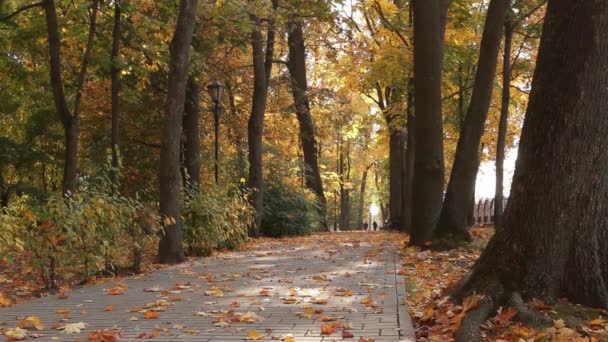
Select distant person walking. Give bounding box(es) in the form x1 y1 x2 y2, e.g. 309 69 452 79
363 222 369 231
372 221 378 231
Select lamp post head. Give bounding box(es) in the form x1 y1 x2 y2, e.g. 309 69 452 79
206 80 225 103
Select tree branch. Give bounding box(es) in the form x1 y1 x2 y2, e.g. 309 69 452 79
0 1 44 22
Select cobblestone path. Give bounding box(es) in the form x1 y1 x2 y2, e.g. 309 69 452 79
0 232 414 341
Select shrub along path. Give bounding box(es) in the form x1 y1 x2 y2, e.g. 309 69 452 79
0 232 414 342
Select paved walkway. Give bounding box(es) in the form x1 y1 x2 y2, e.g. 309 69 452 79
0 232 414 341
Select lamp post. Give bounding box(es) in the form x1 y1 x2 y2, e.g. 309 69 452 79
206 80 225 184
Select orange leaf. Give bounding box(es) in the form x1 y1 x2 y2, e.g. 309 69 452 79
342 330 354 338
104 306 115 312
494 307 518 325
320 322 342 335
55 308 71 314
144 311 159 319
87 329 121 342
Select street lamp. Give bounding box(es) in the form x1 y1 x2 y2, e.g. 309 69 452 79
206 80 225 184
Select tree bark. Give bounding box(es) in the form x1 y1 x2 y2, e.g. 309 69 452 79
287 19 328 230
453 0 608 311
358 163 374 230
401 76 415 232
494 15 513 230
158 0 198 264
182 76 201 190
110 0 121 188
0 171 8 209
44 0 99 196
409 0 445 246
247 13 269 237
435 0 506 242
339 142 351 230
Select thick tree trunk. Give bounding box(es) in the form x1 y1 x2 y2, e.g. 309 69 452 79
453 0 608 311
110 0 121 187
494 20 513 230
401 76 415 232
158 0 198 264
387 127 404 228
182 76 201 190
44 0 99 196
435 0 506 242
247 14 269 237
286 20 328 229
409 0 445 246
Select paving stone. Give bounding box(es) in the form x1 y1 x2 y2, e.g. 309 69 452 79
0 232 414 341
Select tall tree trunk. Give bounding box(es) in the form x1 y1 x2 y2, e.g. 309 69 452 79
494 17 513 230
435 0 507 243
44 0 99 196
453 0 608 326
247 13 269 237
401 76 415 232
182 76 201 190
287 20 328 230
387 124 404 228
110 0 121 188
0 171 8 209
158 0 198 264
227 83 246 179
339 142 351 230
358 163 374 230
409 0 445 246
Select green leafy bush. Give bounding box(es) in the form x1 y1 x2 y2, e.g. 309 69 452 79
181 184 254 256
0 178 159 289
261 184 321 237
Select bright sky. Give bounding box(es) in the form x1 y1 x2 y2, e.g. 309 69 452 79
475 148 518 200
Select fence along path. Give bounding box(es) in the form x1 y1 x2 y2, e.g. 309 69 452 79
473 197 508 226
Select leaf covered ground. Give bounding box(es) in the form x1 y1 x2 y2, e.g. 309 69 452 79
402 227 608 341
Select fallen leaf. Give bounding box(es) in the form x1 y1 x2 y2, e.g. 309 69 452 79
342 330 354 338
246 330 265 340
104 305 115 312
105 284 128 295
4 327 27 340
17 316 44 330
589 318 607 326
313 298 328 304
87 329 122 342
55 308 71 314
144 311 159 319
144 286 163 292
57 322 88 333
321 322 342 335
494 307 518 325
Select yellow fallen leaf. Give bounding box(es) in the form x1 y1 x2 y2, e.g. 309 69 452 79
56 308 71 314
17 316 44 330
4 327 27 340
246 330 265 340
589 318 607 326
360 297 373 305
104 305 115 311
